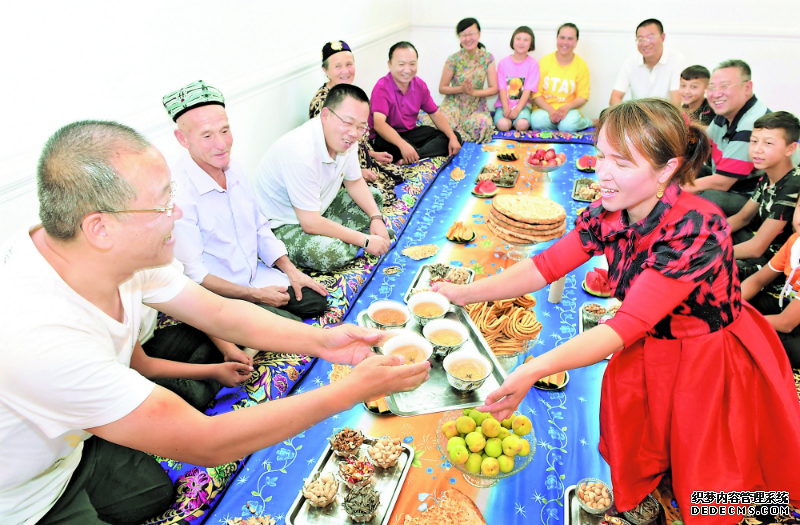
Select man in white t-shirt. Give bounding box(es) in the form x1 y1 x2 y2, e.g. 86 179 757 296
609 19 686 107
0 120 428 525
253 84 392 272
163 81 328 323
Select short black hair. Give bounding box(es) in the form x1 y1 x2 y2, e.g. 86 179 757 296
510 26 535 51
456 17 480 34
323 84 369 112
389 41 418 61
681 65 710 81
753 111 800 144
636 18 663 34
715 59 752 81
557 23 579 40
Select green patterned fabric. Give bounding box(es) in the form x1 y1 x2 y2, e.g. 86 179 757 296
274 187 394 272
162 80 225 122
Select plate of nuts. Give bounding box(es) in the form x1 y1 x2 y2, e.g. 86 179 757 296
338 454 376 489
577 478 614 514
329 427 364 457
368 437 404 469
300 472 338 508
343 484 381 522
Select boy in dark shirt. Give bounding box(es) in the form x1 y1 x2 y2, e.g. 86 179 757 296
727 111 800 285
678 65 714 126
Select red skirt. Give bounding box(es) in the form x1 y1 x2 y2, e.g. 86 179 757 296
599 303 800 524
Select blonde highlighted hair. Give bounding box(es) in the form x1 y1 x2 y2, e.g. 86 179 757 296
596 98 710 187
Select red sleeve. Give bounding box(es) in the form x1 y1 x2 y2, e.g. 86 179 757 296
603 268 697 347
370 81 391 116
531 229 592 284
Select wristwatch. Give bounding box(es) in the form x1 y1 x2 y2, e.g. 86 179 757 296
363 235 370 249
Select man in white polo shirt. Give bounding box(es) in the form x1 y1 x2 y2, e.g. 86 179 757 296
0 120 428 525
609 19 686 107
254 84 392 272
163 80 328 322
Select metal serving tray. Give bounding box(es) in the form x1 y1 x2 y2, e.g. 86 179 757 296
474 164 520 188
573 178 600 203
402 264 476 303
357 306 507 417
286 436 413 525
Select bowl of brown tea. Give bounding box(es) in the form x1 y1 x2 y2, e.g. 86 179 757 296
366 300 411 329
381 331 433 369
407 291 450 326
422 318 469 357
443 352 492 392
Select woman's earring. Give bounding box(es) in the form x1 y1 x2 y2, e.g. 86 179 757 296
656 185 665 199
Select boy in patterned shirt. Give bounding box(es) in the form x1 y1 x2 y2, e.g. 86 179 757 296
726 111 800 284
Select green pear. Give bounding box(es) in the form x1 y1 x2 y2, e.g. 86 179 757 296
465 453 482 474
502 435 523 456
480 456 500 476
484 437 503 458
465 432 486 453
447 436 466 453
481 417 501 438
501 414 516 429
456 416 477 434
442 420 459 439
512 415 532 436
498 454 514 473
449 444 469 465
518 439 531 457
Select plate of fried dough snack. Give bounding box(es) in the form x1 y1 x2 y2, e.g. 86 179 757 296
464 294 543 358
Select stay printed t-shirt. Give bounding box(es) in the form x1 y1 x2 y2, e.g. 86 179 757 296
533 52 591 111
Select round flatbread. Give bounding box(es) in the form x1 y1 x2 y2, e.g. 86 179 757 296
488 220 566 244
489 214 566 237
489 208 566 231
493 195 566 225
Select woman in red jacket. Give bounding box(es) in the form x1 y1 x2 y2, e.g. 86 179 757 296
434 98 800 522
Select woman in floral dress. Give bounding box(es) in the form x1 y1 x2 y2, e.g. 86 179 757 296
309 40 405 213
419 18 498 144
434 99 800 523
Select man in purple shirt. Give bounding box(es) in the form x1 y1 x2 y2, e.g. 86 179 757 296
369 42 462 165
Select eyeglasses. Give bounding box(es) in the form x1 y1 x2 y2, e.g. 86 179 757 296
459 31 479 39
328 109 369 136
635 35 658 44
98 181 177 217
706 80 747 93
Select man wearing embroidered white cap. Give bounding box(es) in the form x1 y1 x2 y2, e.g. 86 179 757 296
163 80 328 323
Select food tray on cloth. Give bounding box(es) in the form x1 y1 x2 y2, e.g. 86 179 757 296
564 485 668 525
492 128 596 144
357 307 507 416
285 435 413 525
573 178 600 203
474 163 520 188
403 264 475 303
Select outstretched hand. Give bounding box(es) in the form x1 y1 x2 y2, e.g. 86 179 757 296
317 324 395 365
345 354 430 402
477 365 538 421
431 282 469 306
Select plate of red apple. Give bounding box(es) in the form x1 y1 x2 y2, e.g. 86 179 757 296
525 148 567 172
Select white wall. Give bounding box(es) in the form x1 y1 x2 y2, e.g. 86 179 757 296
411 0 800 120
0 0 411 243
2 0 799 243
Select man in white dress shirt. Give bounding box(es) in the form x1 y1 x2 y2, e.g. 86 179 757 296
253 84 392 272
0 120 429 525
609 19 686 107
163 81 328 321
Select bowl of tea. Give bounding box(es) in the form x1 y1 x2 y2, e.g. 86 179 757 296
366 300 411 330
442 352 492 392
381 331 433 367
407 291 451 326
422 318 468 357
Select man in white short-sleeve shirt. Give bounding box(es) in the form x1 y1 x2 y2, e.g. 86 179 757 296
0 120 428 525
609 19 686 107
253 84 392 272
164 80 328 322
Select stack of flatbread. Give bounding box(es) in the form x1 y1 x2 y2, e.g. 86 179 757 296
404 489 485 525
488 194 566 244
